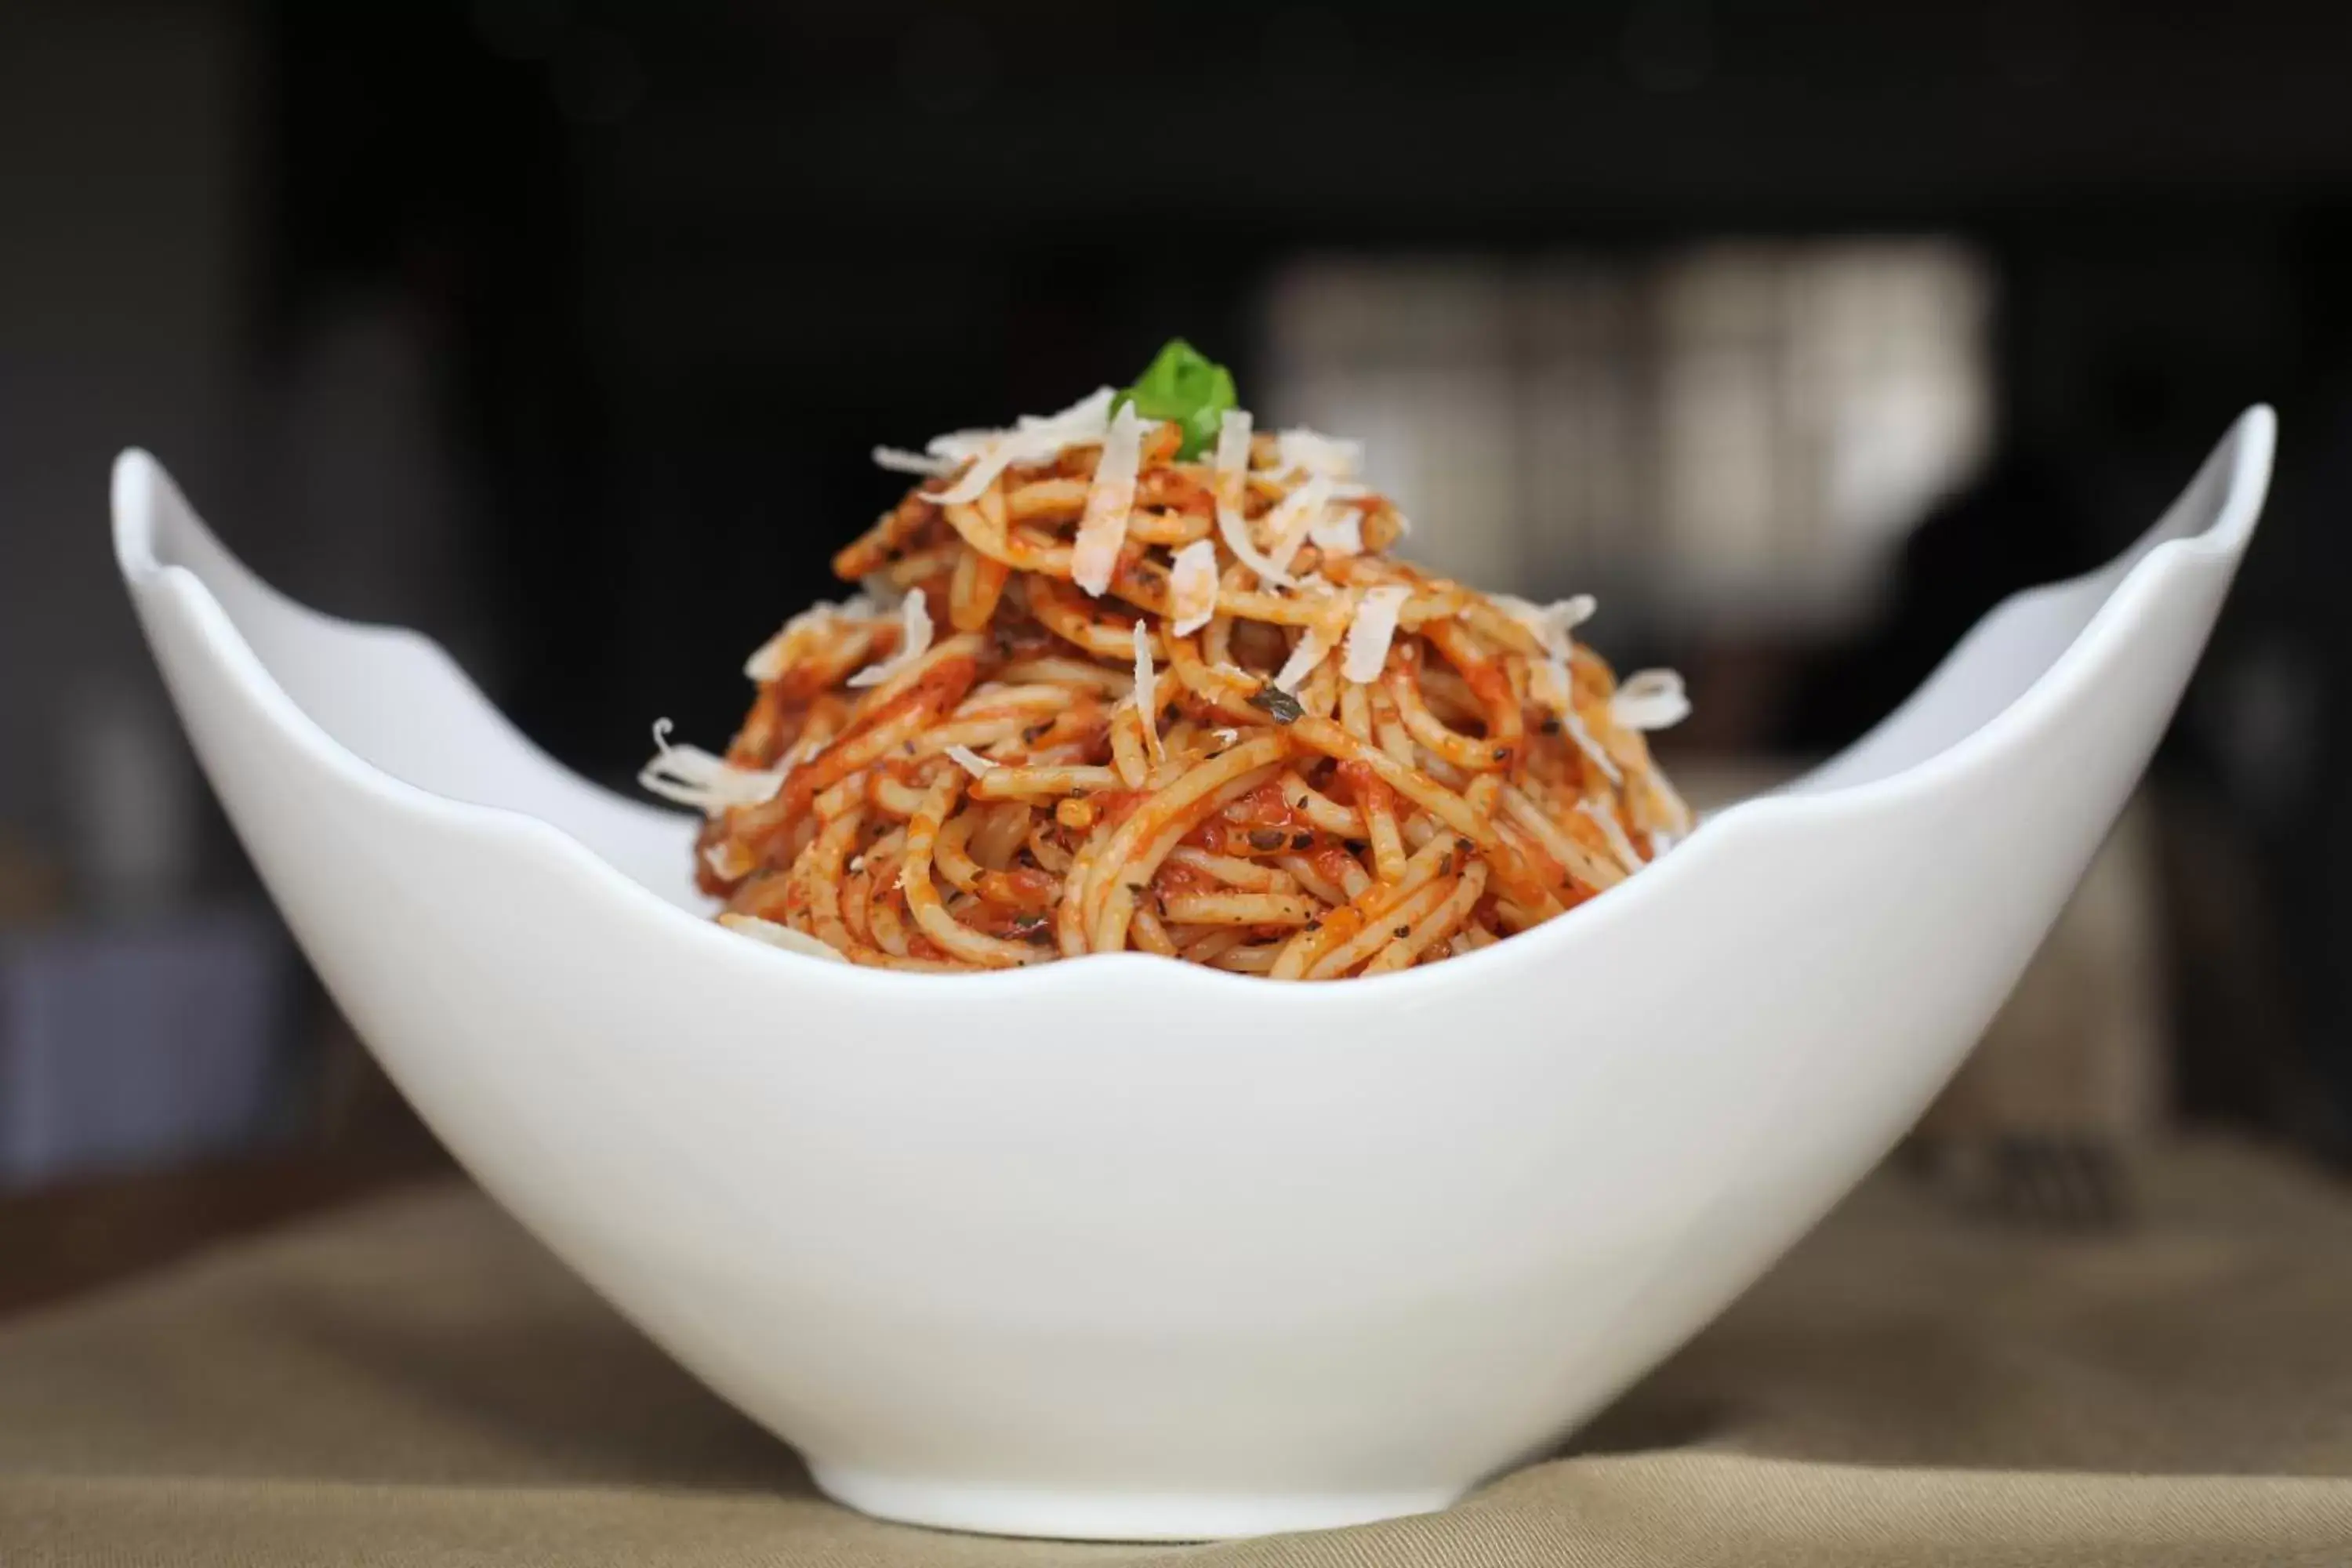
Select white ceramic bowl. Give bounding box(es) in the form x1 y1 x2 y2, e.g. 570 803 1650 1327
116 408 2272 1541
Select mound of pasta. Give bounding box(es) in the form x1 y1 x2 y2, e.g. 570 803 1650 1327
644 342 1692 977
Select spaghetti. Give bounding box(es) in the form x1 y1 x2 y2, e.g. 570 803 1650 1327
645 343 1693 977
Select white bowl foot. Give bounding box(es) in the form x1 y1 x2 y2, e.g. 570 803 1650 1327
807 1463 1463 1542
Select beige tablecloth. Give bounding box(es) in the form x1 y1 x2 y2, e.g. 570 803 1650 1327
4 1140 2350 1566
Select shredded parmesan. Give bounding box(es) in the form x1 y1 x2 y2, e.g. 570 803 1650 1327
742 630 791 684
945 743 995 778
638 720 786 817
1274 428 1364 481
1128 620 1164 764
1167 539 1221 635
1645 768 1695 839
1343 585 1411 684
1502 593 1602 761
744 594 879 682
846 589 933 688
921 387 1120 506
1214 408 1297 588
1071 402 1144 597
718 913 850 964
1308 509 1364 559
1524 649 1574 724
702 838 757 880
872 445 954 476
1610 669 1690 731
1563 709 1623 786
1494 593 1597 660
1577 799 1645 874
1272 627 1333 694
1261 473 1334 578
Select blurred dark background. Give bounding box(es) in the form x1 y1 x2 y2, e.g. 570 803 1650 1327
4 0 2350 1282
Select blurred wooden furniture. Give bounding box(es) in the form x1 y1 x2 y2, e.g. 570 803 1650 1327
0 835 64 929
0 1095 446 1320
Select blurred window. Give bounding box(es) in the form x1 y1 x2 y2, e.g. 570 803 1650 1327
1258 241 1992 636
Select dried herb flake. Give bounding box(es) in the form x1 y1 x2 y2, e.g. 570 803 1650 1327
1247 682 1305 725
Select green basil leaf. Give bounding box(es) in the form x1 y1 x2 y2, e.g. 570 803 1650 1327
1112 339 1238 460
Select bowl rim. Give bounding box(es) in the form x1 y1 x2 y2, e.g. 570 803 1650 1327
113 405 2274 1003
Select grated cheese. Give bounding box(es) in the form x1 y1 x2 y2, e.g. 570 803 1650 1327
1577 799 1645 875
1167 539 1221 635
1562 708 1623 787
1272 627 1334 694
871 445 954 477
744 594 880 682
1214 408 1298 588
1503 593 1602 768
1494 593 1597 661
945 744 995 779
1308 509 1364 559
1273 428 1364 481
1071 401 1144 597
920 387 1120 505
846 589 933 688
638 719 786 817
1342 584 1411 684
702 838 757 880
1645 768 1696 839
1128 620 1164 764
1262 473 1334 579
718 912 850 964
1610 669 1690 731
1525 650 1573 717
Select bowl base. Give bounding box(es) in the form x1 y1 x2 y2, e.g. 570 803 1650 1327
807 1463 1463 1542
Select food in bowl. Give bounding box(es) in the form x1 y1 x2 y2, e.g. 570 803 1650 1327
643 341 1693 976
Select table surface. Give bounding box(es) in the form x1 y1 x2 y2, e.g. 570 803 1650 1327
4 1138 2351 1566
